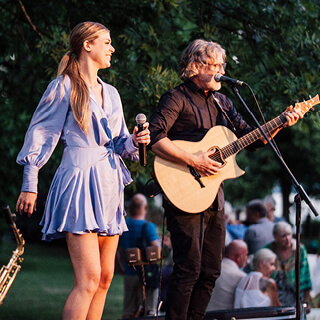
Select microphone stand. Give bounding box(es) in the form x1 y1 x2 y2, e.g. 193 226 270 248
230 85 319 320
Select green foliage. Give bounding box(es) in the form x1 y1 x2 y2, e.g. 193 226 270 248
1 0 320 215
0 242 124 319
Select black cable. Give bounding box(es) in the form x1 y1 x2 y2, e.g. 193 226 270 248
156 213 166 320
246 84 284 158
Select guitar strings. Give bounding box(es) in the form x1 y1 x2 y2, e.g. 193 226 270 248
204 96 316 165
208 116 284 162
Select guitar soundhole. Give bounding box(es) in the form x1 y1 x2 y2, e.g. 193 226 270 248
209 147 226 167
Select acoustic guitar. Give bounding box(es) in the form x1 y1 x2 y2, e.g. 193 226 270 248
154 95 320 213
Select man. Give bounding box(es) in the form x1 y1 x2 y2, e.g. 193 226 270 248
149 39 302 320
244 199 274 255
264 195 284 223
207 240 248 311
119 194 159 318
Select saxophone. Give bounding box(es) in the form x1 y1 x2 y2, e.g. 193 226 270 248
0 205 25 305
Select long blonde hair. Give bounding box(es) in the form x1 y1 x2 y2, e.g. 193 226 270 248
57 22 109 133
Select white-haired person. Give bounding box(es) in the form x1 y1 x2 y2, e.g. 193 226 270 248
265 221 312 308
148 38 302 320
234 248 281 308
15 21 150 320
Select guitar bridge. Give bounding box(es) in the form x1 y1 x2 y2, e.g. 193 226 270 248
188 166 205 188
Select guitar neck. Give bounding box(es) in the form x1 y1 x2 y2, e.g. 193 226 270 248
221 113 287 158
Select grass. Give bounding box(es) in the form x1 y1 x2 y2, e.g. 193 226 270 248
0 240 124 320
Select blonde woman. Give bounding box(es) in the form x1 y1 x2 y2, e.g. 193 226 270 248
234 248 281 308
15 22 150 320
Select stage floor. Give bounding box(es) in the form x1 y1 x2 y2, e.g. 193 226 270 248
121 306 296 320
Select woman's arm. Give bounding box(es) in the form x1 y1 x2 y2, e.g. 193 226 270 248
16 76 70 215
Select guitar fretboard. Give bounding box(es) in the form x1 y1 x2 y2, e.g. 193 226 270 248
219 113 287 159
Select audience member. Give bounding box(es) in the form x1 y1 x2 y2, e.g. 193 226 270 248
265 221 312 307
264 196 284 223
225 202 247 242
119 194 159 318
234 248 281 308
207 240 248 311
244 199 274 254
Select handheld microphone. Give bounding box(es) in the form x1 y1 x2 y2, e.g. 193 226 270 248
214 73 247 87
135 113 147 167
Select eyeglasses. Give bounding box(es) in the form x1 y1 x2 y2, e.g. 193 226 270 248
205 62 227 71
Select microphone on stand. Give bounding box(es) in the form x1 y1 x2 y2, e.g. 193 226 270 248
135 113 147 167
214 73 247 87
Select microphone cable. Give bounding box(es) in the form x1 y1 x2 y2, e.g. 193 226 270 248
245 84 284 159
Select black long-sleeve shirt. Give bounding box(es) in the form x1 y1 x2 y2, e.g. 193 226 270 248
149 80 263 211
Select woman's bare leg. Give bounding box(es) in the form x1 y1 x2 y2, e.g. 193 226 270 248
63 232 101 320
86 235 119 320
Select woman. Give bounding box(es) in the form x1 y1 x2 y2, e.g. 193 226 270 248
15 22 150 320
234 248 281 308
266 221 312 307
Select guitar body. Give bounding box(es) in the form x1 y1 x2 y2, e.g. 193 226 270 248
153 94 320 213
154 126 245 213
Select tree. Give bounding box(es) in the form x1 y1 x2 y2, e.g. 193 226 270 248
1 0 320 221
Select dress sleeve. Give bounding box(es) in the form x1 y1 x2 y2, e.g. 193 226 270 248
148 91 182 148
16 77 70 193
110 87 139 161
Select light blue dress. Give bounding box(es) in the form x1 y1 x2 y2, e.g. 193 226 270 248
17 75 139 241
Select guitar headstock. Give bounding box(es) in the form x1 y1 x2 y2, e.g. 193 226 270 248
294 94 320 115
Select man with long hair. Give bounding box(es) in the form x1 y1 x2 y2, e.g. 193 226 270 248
149 39 302 320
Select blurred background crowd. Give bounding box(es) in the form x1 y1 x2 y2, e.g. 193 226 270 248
113 194 320 318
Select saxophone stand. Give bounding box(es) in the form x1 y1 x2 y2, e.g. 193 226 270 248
230 85 319 320
0 205 25 305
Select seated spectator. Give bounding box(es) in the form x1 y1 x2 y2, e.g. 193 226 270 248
265 221 312 307
264 195 284 223
207 240 248 311
244 199 274 254
234 248 281 308
119 194 159 318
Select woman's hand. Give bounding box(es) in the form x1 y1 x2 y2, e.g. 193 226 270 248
191 150 222 176
283 105 304 127
132 122 151 147
16 192 37 217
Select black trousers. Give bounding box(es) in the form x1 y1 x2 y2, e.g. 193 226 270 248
164 200 225 320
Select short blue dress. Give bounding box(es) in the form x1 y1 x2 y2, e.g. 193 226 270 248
17 75 139 241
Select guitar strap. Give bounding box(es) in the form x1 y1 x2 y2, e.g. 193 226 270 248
212 93 237 134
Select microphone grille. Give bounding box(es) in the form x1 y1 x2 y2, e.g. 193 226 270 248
135 113 147 125
214 73 223 82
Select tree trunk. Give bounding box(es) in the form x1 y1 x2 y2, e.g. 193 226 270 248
280 175 292 222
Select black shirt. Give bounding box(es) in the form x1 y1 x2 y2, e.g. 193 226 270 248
149 80 263 211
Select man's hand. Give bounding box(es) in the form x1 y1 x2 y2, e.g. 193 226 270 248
16 192 37 217
191 150 222 176
132 122 151 147
283 105 304 127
